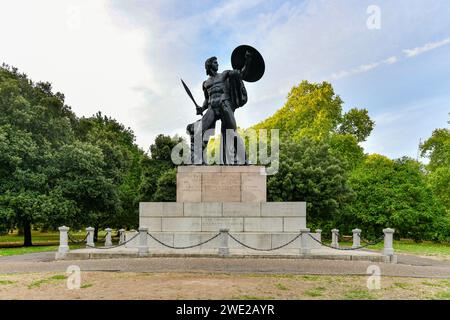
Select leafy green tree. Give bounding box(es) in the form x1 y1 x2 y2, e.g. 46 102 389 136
51 141 119 234
328 134 364 170
267 137 353 231
338 108 374 143
75 113 146 233
253 81 343 141
345 155 447 241
0 65 76 245
420 128 450 171
139 135 182 202
153 168 177 201
251 80 372 170
420 128 450 213
0 65 146 244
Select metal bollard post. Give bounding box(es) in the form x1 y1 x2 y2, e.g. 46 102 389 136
105 228 112 247
299 228 311 255
86 227 95 248
119 229 126 245
56 226 70 259
218 228 230 256
383 228 396 263
352 228 361 248
138 227 149 256
315 229 322 242
331 229 339 248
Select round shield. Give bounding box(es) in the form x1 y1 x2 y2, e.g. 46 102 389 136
231 45 265 82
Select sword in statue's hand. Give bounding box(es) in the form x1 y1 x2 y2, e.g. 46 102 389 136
181 79 203 116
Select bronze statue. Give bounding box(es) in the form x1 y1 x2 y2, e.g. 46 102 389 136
183 45 265 165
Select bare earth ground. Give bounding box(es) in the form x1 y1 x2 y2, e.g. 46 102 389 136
0 271 449 300
0 252 449 300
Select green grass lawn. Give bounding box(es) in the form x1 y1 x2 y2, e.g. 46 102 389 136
335 239 450 257
0 229 109 257
0 246 60 257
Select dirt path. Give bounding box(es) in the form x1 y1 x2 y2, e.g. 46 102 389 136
0 271 449 300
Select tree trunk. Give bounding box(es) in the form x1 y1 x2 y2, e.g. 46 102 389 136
23 220 32 247
17 227 24 236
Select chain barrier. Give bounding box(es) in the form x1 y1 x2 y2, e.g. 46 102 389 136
228 232 303 252
146 232 220 249
67 232 88 244
308 234 384 251
85 232 139 250
360 234 384 246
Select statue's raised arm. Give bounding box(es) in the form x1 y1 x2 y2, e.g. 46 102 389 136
231 45 265 83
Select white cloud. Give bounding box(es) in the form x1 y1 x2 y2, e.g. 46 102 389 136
403 36 450 58
329 56 397 80
361 95 450 159
0 0 152 147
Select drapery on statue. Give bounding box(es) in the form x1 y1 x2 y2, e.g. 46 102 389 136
183 45 265 165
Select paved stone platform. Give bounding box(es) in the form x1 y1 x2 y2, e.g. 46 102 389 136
1 252 448 278
61 247 391 263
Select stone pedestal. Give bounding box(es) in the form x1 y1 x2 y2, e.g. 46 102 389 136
177 166 266 202
133 165 311 254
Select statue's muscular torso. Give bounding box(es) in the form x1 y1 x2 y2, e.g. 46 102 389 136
202 70 238 111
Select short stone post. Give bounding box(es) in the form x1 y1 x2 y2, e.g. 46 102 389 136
352 228 361 248
383 228 396 262
56 226 70 259
315 229 322 242
138 227 149 256
218 228 230 256
119 229 126 245
105 228 112 247
86 227 95 248
299 228 311 255
331 229 339 248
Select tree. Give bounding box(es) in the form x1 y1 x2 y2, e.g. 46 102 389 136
267 137 353 231
419 126 450 217
75 113 146 232
345 155 447 241
253 81 344 141
139 135 183 202
51 141 119 234
251 80 372 169
338 108 374 143
420 128 450 171
153 169 177 201
0 65 146 244
0 65 76 245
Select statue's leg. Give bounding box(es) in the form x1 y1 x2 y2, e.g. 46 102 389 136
220 102 247 165
195 108 216 164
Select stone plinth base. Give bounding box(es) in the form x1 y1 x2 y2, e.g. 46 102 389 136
136 201 308 253
125 231 321 251
177 166 266 202
139 202 306 232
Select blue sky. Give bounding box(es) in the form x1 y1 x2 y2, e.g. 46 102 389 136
1 0 449 160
